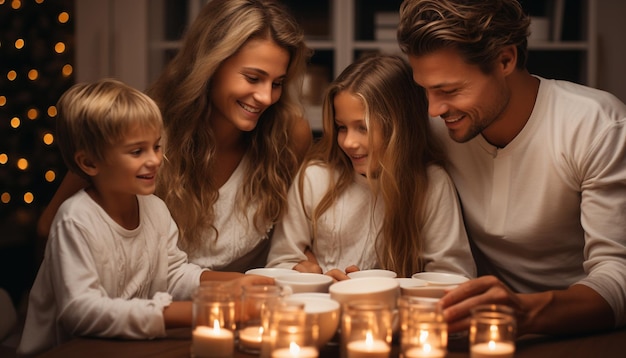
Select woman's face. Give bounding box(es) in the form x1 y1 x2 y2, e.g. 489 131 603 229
334 91 383 176
210 38 290 132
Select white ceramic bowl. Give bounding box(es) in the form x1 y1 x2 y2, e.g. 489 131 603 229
347 269 398 279
245 267 298 278
411 272 470 286
399 285 458 299
329 277 400 310
275 273 334 294
287 294 341 347
395 278 428 296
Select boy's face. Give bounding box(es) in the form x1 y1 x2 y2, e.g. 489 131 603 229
92 124 163 197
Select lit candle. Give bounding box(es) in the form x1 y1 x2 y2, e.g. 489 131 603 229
192 320 234 358
238 325 264 350
271 342 319 358
404 343 446 358
346 332 390 358
470 340 515 358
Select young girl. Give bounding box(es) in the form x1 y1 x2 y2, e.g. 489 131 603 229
17 79 271 356
36 0 312 272
266 55 476 279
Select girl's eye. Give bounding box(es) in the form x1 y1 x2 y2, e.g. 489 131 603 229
358 125 368 133
130 149 142 156
272 81 284 89
244 74 259 83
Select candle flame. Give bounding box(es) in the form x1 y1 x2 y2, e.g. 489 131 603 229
423 343 432 352
365 331 374 346
212 319 221 332
489 324 499 340
419 329 429 344
488 340 496 350
289 342 301 354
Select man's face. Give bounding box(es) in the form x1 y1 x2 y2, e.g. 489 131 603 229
408 48 510 143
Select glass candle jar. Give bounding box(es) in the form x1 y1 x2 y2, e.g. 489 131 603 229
469 304 516 358
191 281 236 358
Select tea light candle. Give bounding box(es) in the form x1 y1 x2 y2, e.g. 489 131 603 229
238 325 264 350
404 343 446 358
470 340 515 358
346 332 390 358
271 342 319 358
192 320 234 358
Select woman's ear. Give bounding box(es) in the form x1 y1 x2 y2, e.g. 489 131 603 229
74 151 99 177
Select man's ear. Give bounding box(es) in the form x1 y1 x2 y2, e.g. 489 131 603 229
74 151 99 177
499 45 518 76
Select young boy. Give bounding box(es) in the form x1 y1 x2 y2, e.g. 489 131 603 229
17 79 271 356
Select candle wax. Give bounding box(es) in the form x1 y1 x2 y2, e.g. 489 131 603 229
470 341 515 358
238 325 264 350
192 325 234 358
271 346 319 358
404 346 446 358
346 339 390 358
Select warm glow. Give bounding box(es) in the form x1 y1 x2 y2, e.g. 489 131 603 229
7 70 17 81
45 170 56 182
289 341 301 354
15 38 24 49
62 64 73 76
17 158 28 170
54 42 66 53
0 96 6 106
35 0 44 3
24 192 34 204
10 117 20 128
0 153 7 164
11 0 21 10
58 11 69 23
47 106 57 117
365 331 374 346
28 108 38 120
28 69 38 80
1 193 10 204
43 133 54 145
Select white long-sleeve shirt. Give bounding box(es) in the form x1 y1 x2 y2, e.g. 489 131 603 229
18 190 206 356
266 163 476 278
186 155 272 272
432 76 626 325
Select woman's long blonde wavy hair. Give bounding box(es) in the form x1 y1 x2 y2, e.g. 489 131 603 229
148 0 310 251
302 55 447 278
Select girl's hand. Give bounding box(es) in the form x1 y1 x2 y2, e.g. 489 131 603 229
293 260 323 274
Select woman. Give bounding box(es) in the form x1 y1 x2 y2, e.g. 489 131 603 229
37 0 312 273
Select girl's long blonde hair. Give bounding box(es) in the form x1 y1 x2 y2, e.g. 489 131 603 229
303 54 447 277
148 0 310 250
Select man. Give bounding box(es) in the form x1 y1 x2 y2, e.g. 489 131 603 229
397 0 626 335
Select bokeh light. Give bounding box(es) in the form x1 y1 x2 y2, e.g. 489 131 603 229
7 70 17 81
45 170 56 182
10 117 21 128
15 38 25 49
58 12 69 23
0 153 8 164
54 42 66 53
48 106 58 117
28 108 39 120
28 69 39 80
24 192 34 204
43 133 54 145
1 193 10 204
17 158 29 170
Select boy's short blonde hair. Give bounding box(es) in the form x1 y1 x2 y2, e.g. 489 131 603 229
55 78 163 180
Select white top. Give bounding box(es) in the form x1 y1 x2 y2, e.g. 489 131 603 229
186 156 273 272
266 163 476 278
17 190 206 356
432 77 626 325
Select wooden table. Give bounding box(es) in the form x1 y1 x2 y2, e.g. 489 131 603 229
38 327 626 357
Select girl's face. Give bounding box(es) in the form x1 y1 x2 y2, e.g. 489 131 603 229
210 38 290 133
334 91 383 176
